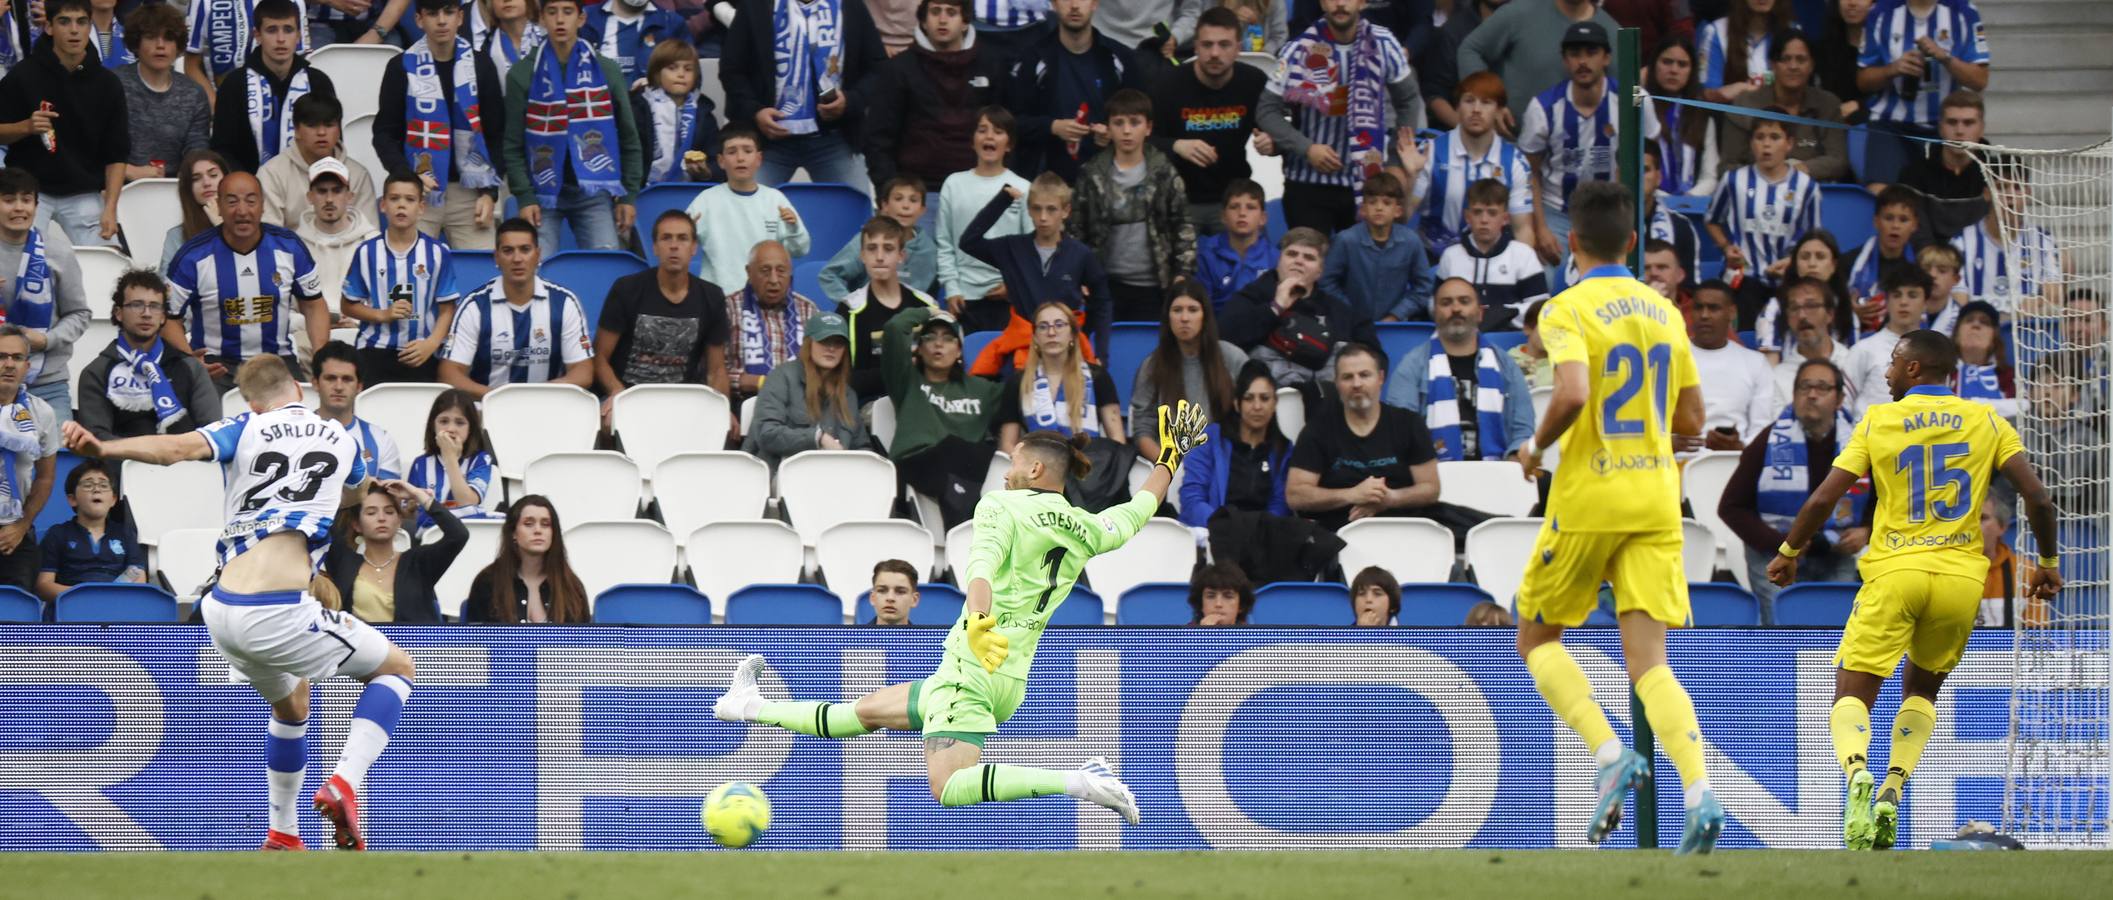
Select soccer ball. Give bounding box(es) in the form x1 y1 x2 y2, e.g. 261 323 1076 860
702 781 772 848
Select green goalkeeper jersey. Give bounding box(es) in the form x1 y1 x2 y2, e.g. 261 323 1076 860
945 487 1159 680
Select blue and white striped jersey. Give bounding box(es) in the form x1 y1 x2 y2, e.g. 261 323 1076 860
168 225 324 363
975 0 1049 30
1846 236 1915 302
1267 28 1413 190
343 232 461 351
184 0 312 82
200 403 367 571
345 416 403 482
441 278 594 389
1517 79 1658 215
407 450 495 529
1860 0 1989 128
1696 17 1774 90
1952 218 2059 314
1412 127 1532 252
1706 164 1821 279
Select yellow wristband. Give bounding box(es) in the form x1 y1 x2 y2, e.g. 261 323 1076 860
2038 556 2060 569
1778 542 1802 559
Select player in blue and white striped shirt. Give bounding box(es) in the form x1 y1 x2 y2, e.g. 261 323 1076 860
163 172 329 386
343 174 463 385
1706 118 1821 287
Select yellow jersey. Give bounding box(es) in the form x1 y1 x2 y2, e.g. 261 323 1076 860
1538 266 1700 533
1833 385 2024 581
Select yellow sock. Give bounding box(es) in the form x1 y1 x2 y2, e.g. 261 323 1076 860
1880 696 1937 798
1635 665 1709 790
1525 643 1620 760
1830 696 1871 776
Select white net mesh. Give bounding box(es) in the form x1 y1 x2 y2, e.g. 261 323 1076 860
1961 137 2113 849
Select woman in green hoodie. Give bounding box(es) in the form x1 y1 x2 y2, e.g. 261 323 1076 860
884 306 1004 528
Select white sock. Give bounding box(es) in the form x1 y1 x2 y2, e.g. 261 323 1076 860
334 675 414 792
1685 779 1714 810
267 718 307 835
1593 739 1624 766
1063 771 1091 798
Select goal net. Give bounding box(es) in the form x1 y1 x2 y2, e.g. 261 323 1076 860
1961 136 2113 849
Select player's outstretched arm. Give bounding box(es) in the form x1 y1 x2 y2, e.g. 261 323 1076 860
1766 467 1864 587
60 421 212 467
1518 361 1586 480
1143 400 1210 504
2002 452 2065 600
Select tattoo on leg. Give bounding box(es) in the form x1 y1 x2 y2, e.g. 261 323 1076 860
924 737 958 752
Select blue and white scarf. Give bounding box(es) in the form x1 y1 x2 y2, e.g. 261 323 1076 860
0 386 39 522
1956 362 2006 404
1653 105 1696 195
1028 361 1100 436
737 287 802 375
1423 343 1506 461
245 65 313 168
487 23 547 81
1757 406 1864 544
641 86 699 184
404 37 502 207
771 0 843 136
105 336 189 433
96 20 132 69
1279 18 1392 196
523 39 625 208
7 227 52 383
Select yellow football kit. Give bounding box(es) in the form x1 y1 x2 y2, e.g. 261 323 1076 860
1830 385 2025 675
1516 266 1702 627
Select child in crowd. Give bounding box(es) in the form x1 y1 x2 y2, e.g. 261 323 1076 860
1436 178 1549 332
34 461 146 611
687 127 811 294
1847 186 1923 330
961 174 1111 375
1319 171 1434 323
1845 266 1934 414
1509 299 1553 389
406 388 497 530
343 172 462 386
1195 179 1275 311
935 106 1032 335
837 216 938 403
1706 116 1820 320
1067 89 1196 324
1918 242 1968 334
631 39 723 187
821 175 938 302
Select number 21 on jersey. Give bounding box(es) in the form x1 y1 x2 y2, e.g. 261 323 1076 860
1600 342 1672 437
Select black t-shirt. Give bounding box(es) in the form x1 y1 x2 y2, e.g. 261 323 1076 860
1447 352 1479 454
1150 62 1267 206
597 271 730 387
996 365 1121 432
1288 403 1439 532
1898 155 1990 242
840 292 916 400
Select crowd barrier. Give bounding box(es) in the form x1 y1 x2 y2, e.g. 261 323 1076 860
0 626 2057 851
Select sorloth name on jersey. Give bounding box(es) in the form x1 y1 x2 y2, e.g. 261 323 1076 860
254 421 348 444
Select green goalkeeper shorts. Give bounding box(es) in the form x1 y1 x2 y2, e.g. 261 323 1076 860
909 653 1027 748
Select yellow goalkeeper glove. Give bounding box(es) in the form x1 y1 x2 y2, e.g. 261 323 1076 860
1154 399 1210 473
965 611 1010 672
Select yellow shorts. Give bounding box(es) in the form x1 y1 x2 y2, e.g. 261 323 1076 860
1835 568 1981 677
1515 525 1690 627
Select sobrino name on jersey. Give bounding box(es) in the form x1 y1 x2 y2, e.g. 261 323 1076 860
1589 294 1671 327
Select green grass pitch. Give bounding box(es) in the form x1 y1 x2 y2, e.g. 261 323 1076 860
9 850 2109 900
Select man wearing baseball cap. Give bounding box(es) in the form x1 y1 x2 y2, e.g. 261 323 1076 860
1516 19 1661 273
1458 0 1619 130
742 310 874 468
294 157 380 313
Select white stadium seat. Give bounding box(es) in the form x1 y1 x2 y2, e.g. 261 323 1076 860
655 452 771 543
944 520 975 582
1681 451 1747 589
356 383 448 459
123 459 224 547
610 384 732 485
1683 520 1719 584
815 520 934 617
223 383 320 414
340 114 386 188
116 178 180 268
67 321 119 408
567 520 677 606
525 451 643 524
1465 517 1543 609
1082 518 1196 616
1275 386 1305 440
1530 385 1553 424
74 246 131 320
775 450 895 546
686 520 804 612
432 519 506 619
982 451 1010 495
870 396 897 450
1337 518 1456 584
153 527 223 601
1438 460 1539 517
482 383 599 482
307 44 401 124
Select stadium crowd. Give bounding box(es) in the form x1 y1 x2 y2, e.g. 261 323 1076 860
0 0 2075 629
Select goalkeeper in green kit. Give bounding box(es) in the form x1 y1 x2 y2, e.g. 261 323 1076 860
712 402 1212 824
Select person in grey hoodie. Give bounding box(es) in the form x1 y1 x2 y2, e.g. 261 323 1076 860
742 311 873 468
0 167 93 422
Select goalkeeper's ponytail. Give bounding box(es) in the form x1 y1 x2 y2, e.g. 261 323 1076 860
1017 431 1093 482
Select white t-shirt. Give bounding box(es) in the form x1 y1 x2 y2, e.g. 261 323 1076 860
1844 328 1908 417
1691 341 1776 441
1771 340 1856 410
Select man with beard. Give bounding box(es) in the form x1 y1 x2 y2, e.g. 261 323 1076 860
1770 276 1856 408
1150 6 1268 234
1285 341 1440 533
1381 278 1535 460
1722 356 1868 617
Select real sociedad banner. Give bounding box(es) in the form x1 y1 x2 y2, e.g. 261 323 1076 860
0 626 2040 851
